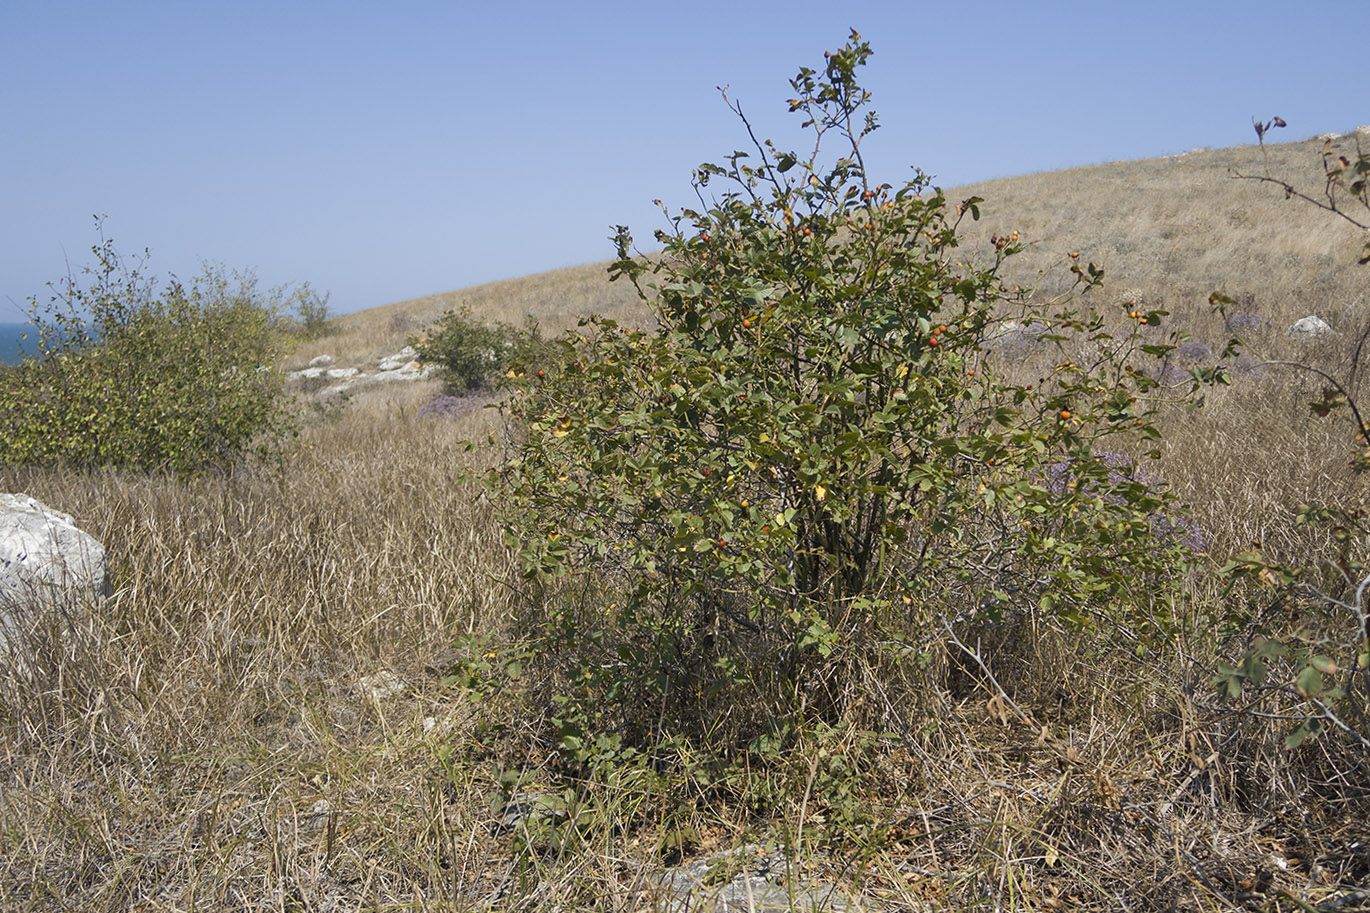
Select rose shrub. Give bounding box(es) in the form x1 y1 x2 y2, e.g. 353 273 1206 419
496 33 1199 756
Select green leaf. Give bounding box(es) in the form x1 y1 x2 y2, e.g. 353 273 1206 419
1295 665 1323 698
1309 654 1338 674
1285 717 1323 749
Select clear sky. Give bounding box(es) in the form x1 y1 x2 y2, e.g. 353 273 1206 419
2 1 1362 318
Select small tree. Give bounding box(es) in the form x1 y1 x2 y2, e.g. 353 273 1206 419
412 308 527 394
499 33 1196 752
0 228 295 473
285 283 334 339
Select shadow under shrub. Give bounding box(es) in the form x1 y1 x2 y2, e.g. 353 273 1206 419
0 233 294 473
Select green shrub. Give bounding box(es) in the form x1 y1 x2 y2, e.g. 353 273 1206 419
497 33 1198 756
0 231 295 473
283 282 334 339
413 308 533 393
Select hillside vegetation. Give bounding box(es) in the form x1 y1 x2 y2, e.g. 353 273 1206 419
2 41 1368 910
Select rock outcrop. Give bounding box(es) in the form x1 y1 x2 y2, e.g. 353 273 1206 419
984 319 1051 356
0 493 110 650
286 346 436 397
651 845 864 912
1288 315 1334 339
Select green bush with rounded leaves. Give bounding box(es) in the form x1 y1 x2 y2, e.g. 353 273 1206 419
498 34 1197 749
0 232 295 474
412 308 532 394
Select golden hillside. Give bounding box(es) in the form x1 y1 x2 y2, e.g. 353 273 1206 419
307 130 1368 369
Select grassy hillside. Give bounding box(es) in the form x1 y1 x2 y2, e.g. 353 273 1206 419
953 132 1370 571
952 132 1368 334
291 261 647 372
3 132 1369 911
305 130 1369 373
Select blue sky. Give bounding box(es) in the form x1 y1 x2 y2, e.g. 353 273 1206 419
2 1 1362 318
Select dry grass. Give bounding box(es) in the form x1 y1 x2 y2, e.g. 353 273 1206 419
0 385 523 910
946 133 1370 569
3 135 1370 911
951 133 1369 316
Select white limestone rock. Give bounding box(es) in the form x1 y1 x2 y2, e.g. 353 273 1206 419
0 494 110 650
377 347 419 372
358 670 406 702
1288 315 1334 339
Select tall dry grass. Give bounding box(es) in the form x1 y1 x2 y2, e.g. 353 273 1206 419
0 384 529 910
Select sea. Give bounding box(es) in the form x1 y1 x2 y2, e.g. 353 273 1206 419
0 322 38 366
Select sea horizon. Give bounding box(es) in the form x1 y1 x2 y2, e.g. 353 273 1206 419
0 322 38 366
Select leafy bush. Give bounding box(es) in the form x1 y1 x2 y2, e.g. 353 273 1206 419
283 283 334 339
412 308 531 393
0 231 295 473
1045 451 1206 552
497 33 1198 755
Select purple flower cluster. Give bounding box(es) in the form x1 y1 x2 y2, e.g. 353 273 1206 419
1147 340 1215 385
417 393 486 420
1172 341 1212 364
1045 451 1206 552
1225 311 1267 332
1045 450 1137 499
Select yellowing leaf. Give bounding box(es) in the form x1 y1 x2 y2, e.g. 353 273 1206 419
815 485 827 501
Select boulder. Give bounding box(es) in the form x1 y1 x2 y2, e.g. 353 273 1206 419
0 494 110 649
377 346 419 372
984 319 1050 356
357 670 406 703
652 845 863 912
307 354 335 368
372 365 436 383
1288 315 1334 339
